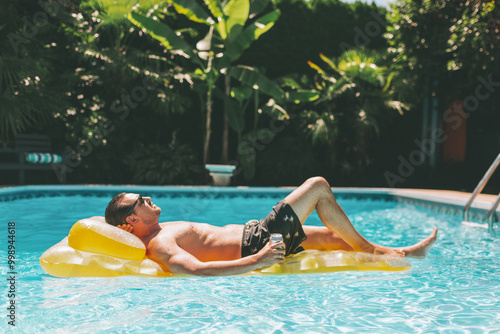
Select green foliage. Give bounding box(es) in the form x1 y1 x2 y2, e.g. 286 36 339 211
38 0 195 182
307 49 405 138
86 0 168 25
10 0 487 188
127 0 280 70
303 48 406 174
217 9 281 68
386 0 499 98
125 141 203 184
227 65 284 101
383 0 500 190
0 2 71 142
126 0 283 168
221 64 318 179
240 0 388 79
128 11 198 59
251 127 322 186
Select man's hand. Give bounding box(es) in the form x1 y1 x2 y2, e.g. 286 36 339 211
256 240 286 267
117 223 134 233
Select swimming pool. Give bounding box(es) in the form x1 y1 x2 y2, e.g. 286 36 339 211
1 186 498 333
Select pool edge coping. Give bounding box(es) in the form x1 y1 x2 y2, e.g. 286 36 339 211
1 184 498 224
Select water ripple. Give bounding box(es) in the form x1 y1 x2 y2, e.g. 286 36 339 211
1 196 499 333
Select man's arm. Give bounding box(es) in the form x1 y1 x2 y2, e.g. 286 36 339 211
149 241 285 276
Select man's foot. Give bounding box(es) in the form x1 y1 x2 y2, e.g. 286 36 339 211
401 227 438 259
372 246 405 258
366 227 438 259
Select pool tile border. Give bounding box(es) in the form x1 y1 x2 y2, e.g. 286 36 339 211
0 185 498 225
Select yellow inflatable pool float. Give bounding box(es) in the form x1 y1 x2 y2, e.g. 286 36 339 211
40 217 411 277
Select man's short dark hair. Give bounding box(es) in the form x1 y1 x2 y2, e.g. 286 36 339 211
105 193 130 226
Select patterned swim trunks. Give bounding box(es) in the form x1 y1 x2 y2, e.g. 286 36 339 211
241 200 307 258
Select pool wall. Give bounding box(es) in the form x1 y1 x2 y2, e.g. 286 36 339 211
0 185 498 225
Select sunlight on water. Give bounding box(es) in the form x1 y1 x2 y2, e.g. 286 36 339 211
1 191 498 333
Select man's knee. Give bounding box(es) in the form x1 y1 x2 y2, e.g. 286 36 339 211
305 177 332 195
305 176 330 187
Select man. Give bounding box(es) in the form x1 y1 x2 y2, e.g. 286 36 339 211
105 177 437 276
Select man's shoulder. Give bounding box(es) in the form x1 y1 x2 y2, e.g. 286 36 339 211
147 229 176 256
147 222 202 258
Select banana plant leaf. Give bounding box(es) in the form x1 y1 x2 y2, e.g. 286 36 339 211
167 0 213 25
285 90 320 104
218 9 280 68
230 85 253 102
203 0 224 18
223 93 245 134
249 0 271 19
227 65 284 100
223 0 250 42
127 12 199 63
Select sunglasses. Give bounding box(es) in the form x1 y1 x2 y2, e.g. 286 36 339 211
126 194 143 216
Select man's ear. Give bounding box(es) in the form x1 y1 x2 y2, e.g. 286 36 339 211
125 215 138 225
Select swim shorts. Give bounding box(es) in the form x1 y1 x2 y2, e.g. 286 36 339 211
241 200 307 258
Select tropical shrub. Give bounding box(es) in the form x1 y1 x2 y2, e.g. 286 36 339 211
125 141 204 185
303 48 407 176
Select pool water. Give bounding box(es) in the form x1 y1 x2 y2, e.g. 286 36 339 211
1 190 499 333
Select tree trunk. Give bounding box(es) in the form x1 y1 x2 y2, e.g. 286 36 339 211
221 75 230 164
203 90 213 165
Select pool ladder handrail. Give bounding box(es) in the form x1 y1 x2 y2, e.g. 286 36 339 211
463 153 500 232
486 194 500 226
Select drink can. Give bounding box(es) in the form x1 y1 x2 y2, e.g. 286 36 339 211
270 233 283 244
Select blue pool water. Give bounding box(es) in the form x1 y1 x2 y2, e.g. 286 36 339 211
0 187 499 333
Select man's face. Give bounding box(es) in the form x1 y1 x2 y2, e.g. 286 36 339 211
122 193 161 222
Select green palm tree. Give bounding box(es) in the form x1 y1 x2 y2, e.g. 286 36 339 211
305 48 407 172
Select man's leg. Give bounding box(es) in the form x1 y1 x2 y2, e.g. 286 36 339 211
285 177 437 257
301 225 437 258
301 226 354 251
